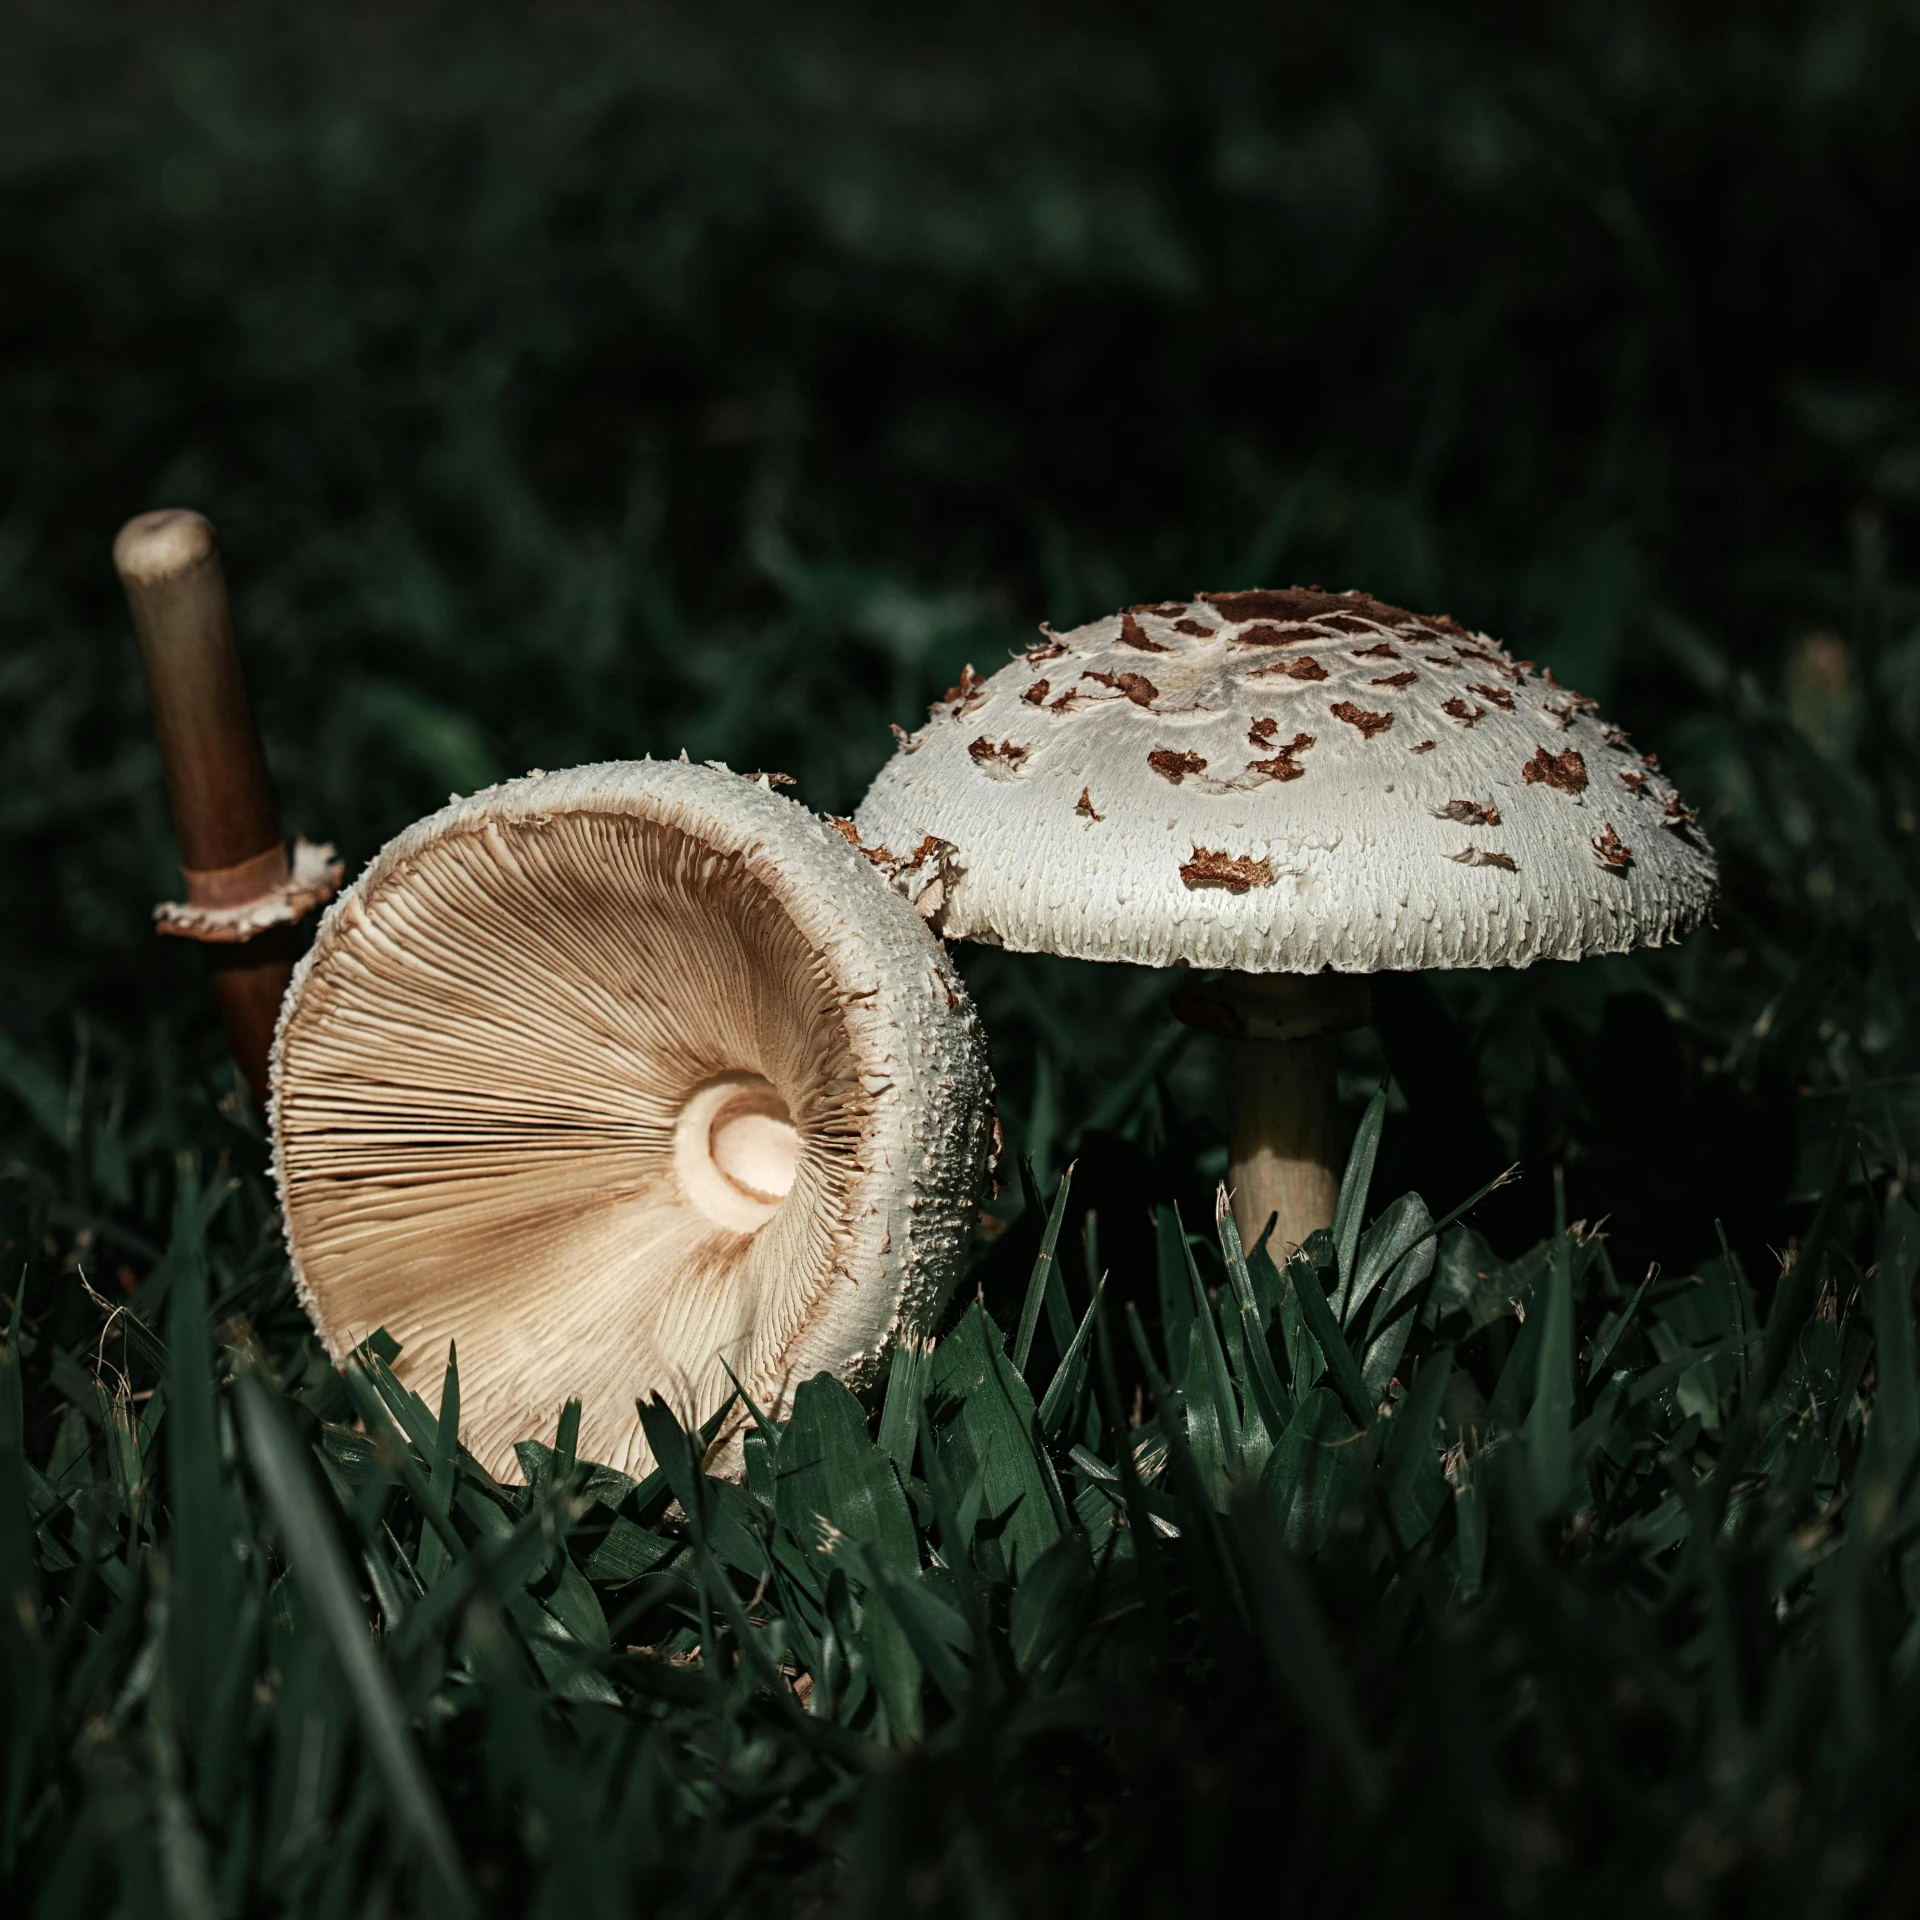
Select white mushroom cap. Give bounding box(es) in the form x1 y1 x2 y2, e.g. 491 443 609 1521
271 760 993 1479
855 589 1717 973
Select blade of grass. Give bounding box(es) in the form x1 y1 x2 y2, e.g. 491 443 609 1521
1286 1248 1375 1432
1059 1211 1095 1355
416 1345 460 1587
1215 1184 1290 1439
1176 1202 1244 1463
1092 1296 1165 1661
1126 1303 1253 1645
1156 1205 1196 1380
1014 1163 1075 1375
234 1368 473 1917
1586 1268 1653 1385
1397 1162 1522 1265
339 1363 465 1561
1525 1172 1576 1512
876 1338 927 1472
1715 1220 1755 1401
1038 1272 1108 1438
1332 1087 1388 1315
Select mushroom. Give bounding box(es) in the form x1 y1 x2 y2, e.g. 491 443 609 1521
855 588 1716 1256
113 508 341 1101
272 760 994 1479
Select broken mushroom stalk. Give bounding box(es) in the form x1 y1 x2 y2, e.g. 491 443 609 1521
272 760 994 1479
113 508 341 1100
855 588 1718 1258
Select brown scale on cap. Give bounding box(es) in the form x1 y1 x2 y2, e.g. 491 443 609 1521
890 835 961 916
1247 733 1315 781
1466 683 1516 711
1545 691 1599 729
1371 670 1418 689
1602 724 1632 748
1022 680 1051 706
1352 641 1400 660
826 815 863 849
1330 700 1393 740
1172 618 1214 638
1409 739 1437 754
1081 669 1159 708
1180 847 1274 892
1450 845 1519 871
1231 622 1313 648
1250 655 1328 682
1442 697 1485 727
1459 645 1525 683
1148 748 1209 783
937 665 989 719
1117 612 1173 653
1619 768 1650 796
1025 639 1069 665
1198 583 1397 622
1433 799 1501 826
1076 788 1103 820
1662 793 1701 831
1248 716 1279 746
968 737 1030 774
1522 746 1588 794
1592 823 1632 871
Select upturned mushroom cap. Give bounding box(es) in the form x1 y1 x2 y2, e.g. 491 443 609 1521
271 760 993 1479
855 589 1717 972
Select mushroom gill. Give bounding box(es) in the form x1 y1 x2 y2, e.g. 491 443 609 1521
272 761 993 1480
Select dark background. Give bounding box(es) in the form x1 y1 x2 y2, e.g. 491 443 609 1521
3 0 1916 1292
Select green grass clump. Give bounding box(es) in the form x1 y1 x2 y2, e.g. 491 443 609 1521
1 1081 1911 1917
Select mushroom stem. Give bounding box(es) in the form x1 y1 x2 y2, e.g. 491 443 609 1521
1226 1031 1340 1259
114 509 290 1102
1173 972 1369 1260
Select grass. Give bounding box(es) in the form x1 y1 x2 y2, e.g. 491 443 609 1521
1 1077 1912 1915
3 1 1920 1911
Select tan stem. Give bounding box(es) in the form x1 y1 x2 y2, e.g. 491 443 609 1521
1226 1033 1340 1257
115 509 290 1102
1171 970 1369 1259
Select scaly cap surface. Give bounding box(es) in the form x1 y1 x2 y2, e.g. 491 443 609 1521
855 589 1717 972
